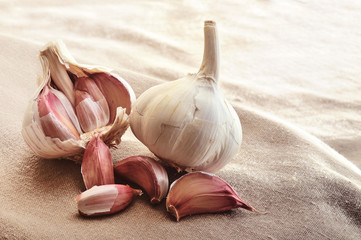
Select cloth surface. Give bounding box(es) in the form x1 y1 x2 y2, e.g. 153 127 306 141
1 0 361 239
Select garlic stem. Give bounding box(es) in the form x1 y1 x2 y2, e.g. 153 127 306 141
198 20 220 82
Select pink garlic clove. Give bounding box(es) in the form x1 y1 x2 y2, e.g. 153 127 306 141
81 134 114 189
91 72 135 120
75 184 142 216
166 171 258 221
114 156 169 204
37 85 80 141
74 77 110 132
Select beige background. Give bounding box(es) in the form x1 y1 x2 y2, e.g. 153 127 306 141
0 0 360 239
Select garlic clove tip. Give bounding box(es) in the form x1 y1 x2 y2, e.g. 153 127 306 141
167 204 180 222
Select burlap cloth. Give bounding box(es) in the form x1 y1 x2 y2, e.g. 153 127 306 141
0 0 360 239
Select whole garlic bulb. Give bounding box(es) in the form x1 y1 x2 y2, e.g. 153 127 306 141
130 21 242 172
22 40 135 160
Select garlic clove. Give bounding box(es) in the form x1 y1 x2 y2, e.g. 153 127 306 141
74 77 110 132
22 91 84 159
38 85 80 141
129 21 242 172
114 155 169 204
51 88 83 135
74 78 110 133
166 171 257 221
74 90 106 133
91 72 135 121
81 134 114 189
75 184 142 216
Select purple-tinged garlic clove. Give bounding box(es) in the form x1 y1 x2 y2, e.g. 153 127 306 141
37 85 80 141
75 184 142 216
166 171 258 221
74 77 110 132
114 156 169 204
81 134 114 189
91 72 135 119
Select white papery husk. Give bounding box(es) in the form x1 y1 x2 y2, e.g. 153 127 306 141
22 41 135 161
130 21 242 172
130 74 242 172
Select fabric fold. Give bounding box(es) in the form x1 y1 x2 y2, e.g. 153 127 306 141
0 0 360 239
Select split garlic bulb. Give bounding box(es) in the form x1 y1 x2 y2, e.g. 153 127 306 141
22 41 135 160
130 21 242 172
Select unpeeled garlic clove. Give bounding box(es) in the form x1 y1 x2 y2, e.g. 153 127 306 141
91 72 134 119
114 156 169 204
38 85 80 141
74 77 110 132
166 171 258 221
81 134 114 189
75 184 142 216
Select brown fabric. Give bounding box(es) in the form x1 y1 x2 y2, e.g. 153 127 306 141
1 0 361 239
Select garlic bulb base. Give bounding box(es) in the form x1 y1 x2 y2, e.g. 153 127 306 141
155 155 196 173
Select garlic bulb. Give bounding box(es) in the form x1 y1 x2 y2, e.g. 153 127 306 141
129 21 242 172
22 40 135 160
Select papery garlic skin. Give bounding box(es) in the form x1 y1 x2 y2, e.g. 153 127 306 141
22 40 135 160
41 46 75 105
130 21 242 172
